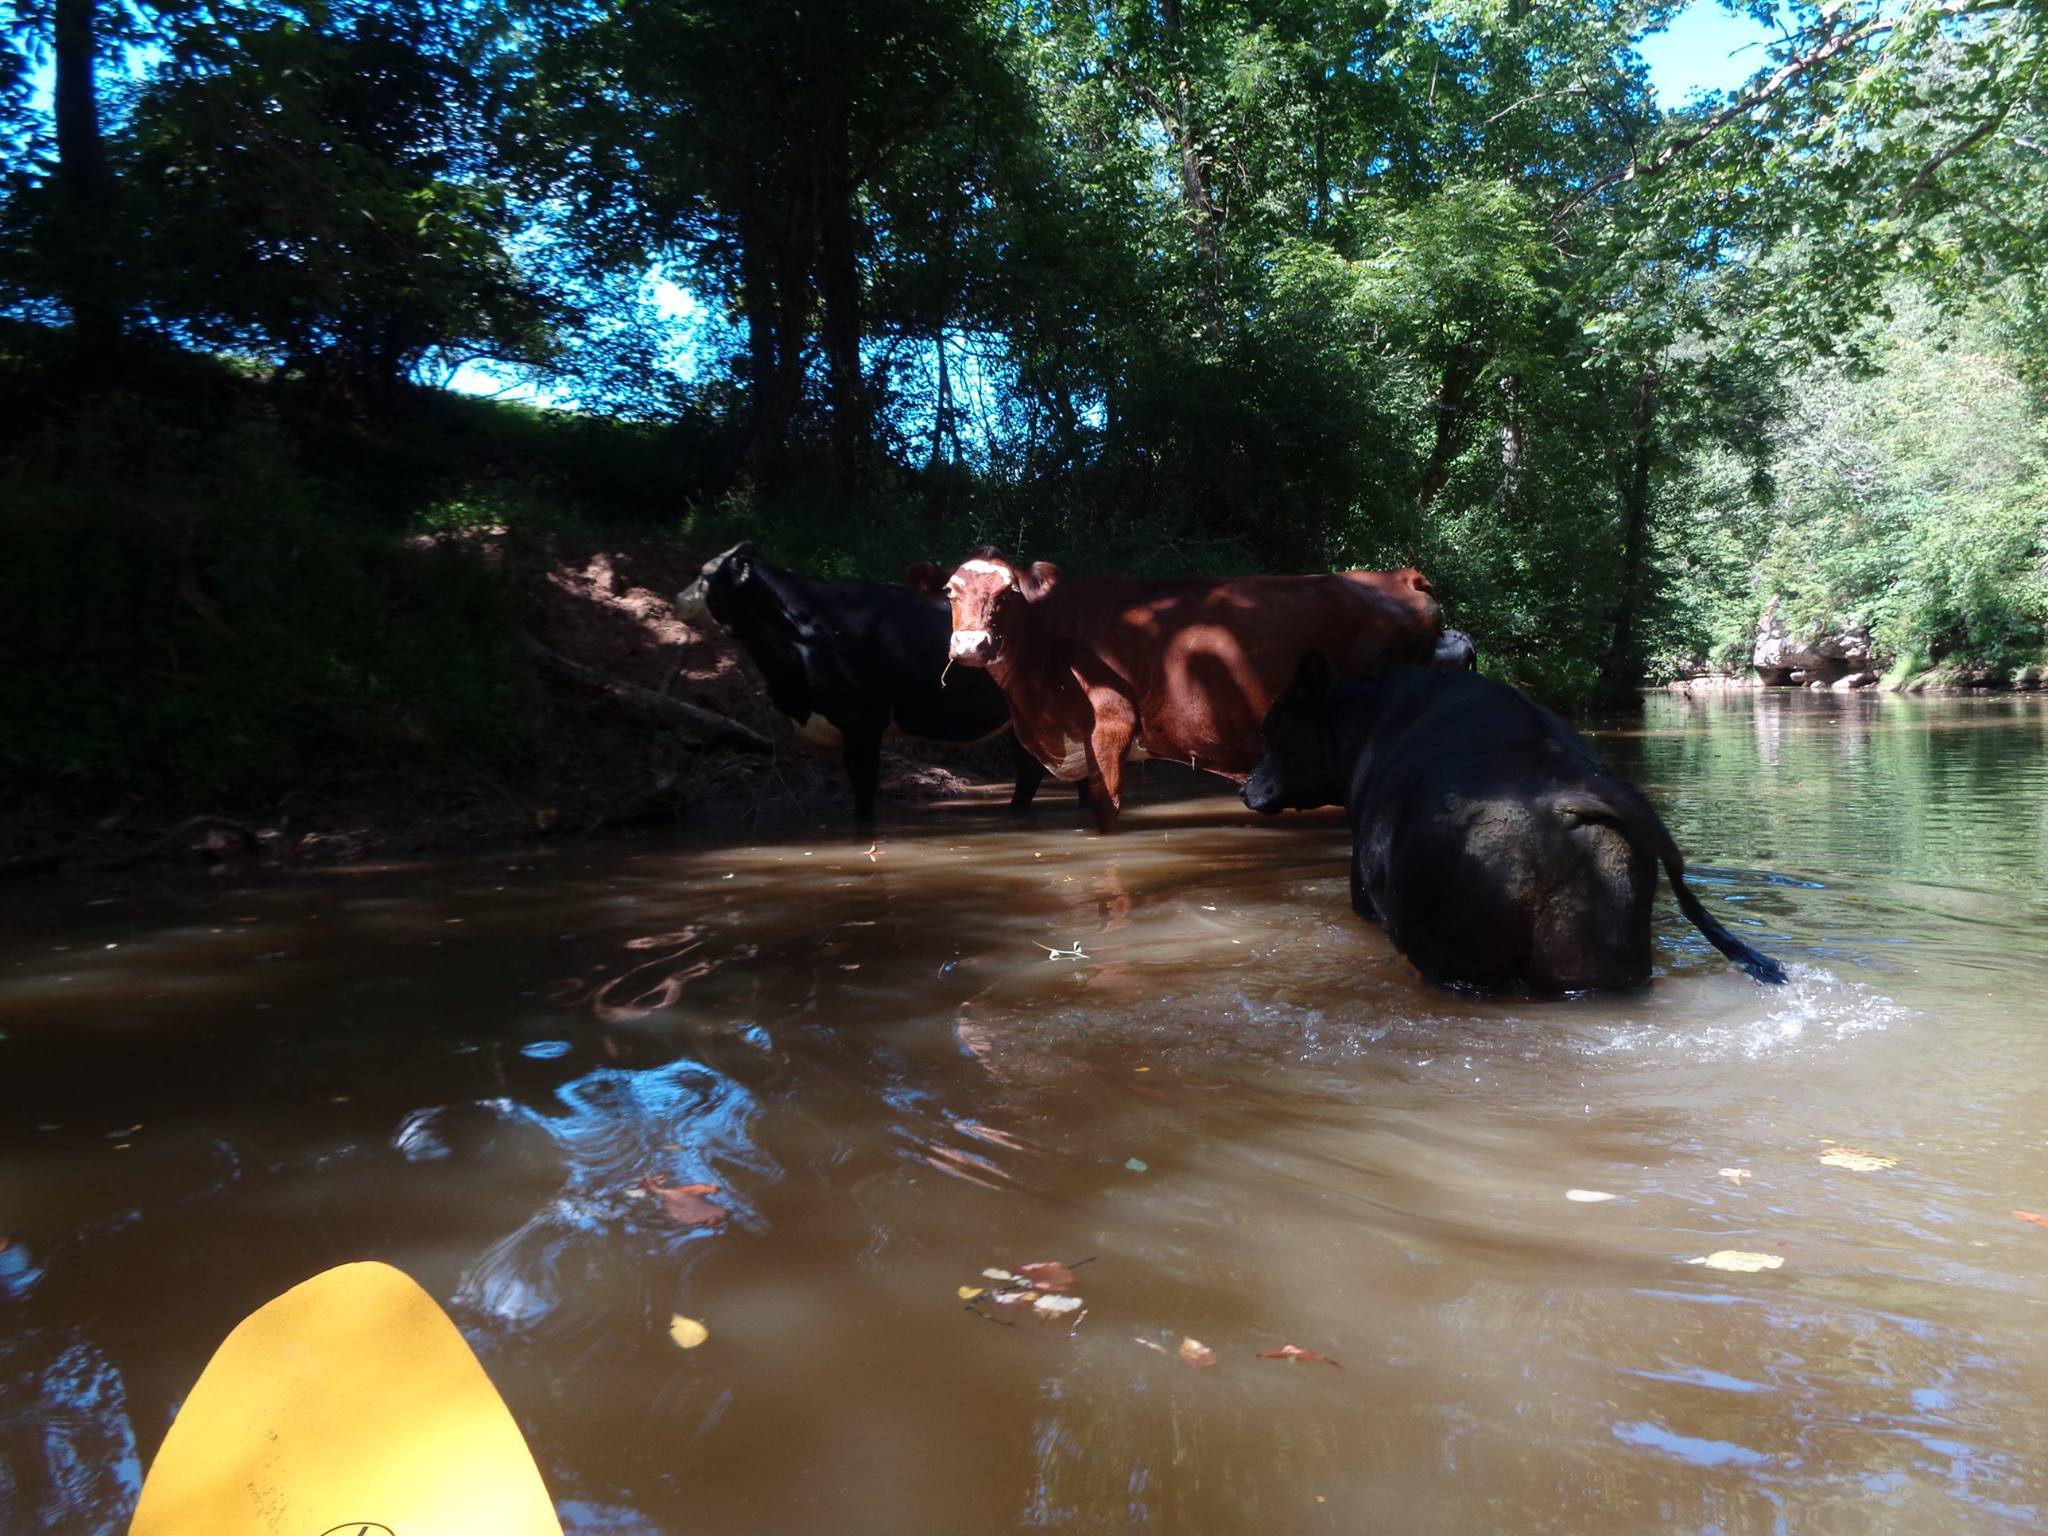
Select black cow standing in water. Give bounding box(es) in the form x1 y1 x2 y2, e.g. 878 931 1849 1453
1242 656 1787 994
674 541 1047 825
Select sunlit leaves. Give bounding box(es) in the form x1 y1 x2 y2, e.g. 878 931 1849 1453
1257 1344 1340 1368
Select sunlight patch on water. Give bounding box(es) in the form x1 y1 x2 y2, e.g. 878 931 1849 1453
1581 966 1911 1063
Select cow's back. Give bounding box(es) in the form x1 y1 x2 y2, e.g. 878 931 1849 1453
1066 574 1434 777
1349 669 1659 990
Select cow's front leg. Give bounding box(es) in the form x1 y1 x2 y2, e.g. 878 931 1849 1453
1006 734 1048 811
842 723 885 828
1083 696 1137 834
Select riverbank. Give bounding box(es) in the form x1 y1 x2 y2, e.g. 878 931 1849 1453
0 532 1019 879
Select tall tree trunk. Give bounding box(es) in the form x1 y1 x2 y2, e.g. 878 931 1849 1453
1310 61 1330 234
53 0 121 352
1414 342 1485 514
818 72 866 499
1494 373 1526 507
1599 365 1660 704
929 326 952 470
738 196 815 492
1160 0 1221 279
738 210 788 484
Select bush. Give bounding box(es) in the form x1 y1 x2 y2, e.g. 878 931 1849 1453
0 394 539 805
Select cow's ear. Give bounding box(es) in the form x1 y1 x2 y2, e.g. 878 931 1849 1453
903 562 945 598
1021 561 1060 599
1293 652 1332 699
728 548 754 584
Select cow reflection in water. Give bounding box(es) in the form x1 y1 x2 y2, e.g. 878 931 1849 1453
1244 657 1788 994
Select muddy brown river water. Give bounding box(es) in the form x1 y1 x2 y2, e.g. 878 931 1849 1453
4 690 2048 1534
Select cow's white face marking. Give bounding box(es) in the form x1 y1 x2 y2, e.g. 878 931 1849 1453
956 559 1016 586
673 543 748 630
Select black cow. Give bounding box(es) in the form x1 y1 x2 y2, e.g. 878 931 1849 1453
1241 656 1787 994
674 541 1046 824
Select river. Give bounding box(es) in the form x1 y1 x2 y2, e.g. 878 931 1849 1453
4 690 2046 1533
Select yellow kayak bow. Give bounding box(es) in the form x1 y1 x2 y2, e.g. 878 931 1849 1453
130 1261 560 1536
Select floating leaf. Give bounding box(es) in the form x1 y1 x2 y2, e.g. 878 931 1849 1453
1179 1337 1217 1367
1125 1158 1149 1173
1257 1345 1340 1369
982 1267 1017 1282
2015 1210 2048 1229
1687 1250 1784 1273
667 1314 709 1349
1016 1261 1077 1293
640 1176 728 1227
1032 1293 1084 1316
957 1286 984 1302
1719 1168 1753 1185
1565 1189 1615 1202
1134 1337 1169 1355
1818 1148 1897 1172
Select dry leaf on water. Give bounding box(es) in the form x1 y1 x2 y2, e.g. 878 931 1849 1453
1033 1294 1084 1317
957 1286 984 1302
1134 1337 1169 1355
1179 1337 1217 1367
640 1176 729 1227
1687 1250 1784 1273
1257 1345 1340 1369
1719 1168 1752 1185
1818 1148 1898 1172
1565 1189 1615 1203
667 1314 709 1349
1016 1261 1077 1293
2014 1210 2048 1229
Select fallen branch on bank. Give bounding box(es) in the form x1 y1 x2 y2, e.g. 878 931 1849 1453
526 638 774 752
100 815 263 870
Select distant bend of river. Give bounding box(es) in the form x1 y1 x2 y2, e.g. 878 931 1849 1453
3 690 2047 1534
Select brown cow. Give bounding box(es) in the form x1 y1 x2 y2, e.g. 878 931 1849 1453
941 551 1443 832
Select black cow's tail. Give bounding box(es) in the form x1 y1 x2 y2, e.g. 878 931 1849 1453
1654 835 1787 985
1552 790 1787 986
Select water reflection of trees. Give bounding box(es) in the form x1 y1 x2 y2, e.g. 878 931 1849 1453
1617 694 2048 893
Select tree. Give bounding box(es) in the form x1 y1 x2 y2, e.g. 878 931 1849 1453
118 2 558 401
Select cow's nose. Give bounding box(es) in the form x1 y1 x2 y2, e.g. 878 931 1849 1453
1241 776 1281 815
949 630 992 665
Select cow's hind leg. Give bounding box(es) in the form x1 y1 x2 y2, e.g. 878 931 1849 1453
1349 846 1379 922
1083 694 1136 834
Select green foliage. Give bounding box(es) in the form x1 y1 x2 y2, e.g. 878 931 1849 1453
1659 289 2048 677
3 0 2048 831
122 3 558 394
0 391 542 802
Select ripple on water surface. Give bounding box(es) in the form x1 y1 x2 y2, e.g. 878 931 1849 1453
1 692 2046 1533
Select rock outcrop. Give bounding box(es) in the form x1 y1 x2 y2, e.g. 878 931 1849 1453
1753 600 1875 686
